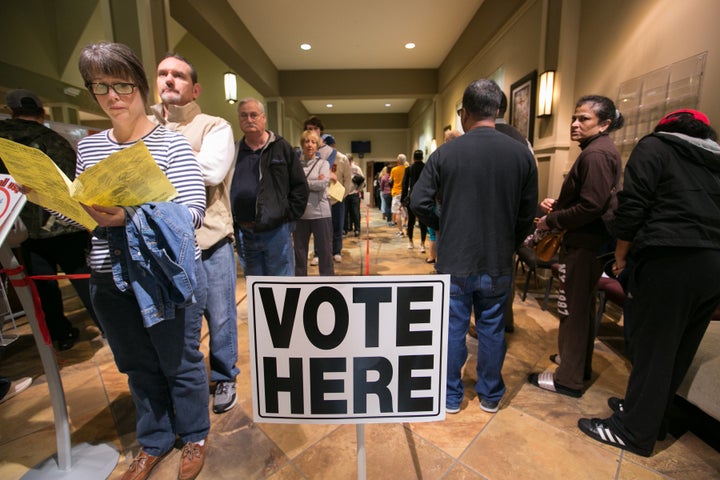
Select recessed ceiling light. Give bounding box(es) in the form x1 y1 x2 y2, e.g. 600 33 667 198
405 42 416 49
385 103 391 107
300 43 312 51
326 103 333 108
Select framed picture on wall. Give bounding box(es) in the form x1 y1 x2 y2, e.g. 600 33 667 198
509 71 537 143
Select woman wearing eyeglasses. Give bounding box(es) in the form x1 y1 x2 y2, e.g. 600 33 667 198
76 42 209 480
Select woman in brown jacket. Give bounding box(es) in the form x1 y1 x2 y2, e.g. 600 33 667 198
528 95 623 397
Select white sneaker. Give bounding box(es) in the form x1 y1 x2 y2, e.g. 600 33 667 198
310 257 319 266
419 245 426 253
333 254 342 263
407 241 414 250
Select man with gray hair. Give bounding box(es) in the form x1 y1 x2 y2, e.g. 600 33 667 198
411 79 538 414
230 98 308 276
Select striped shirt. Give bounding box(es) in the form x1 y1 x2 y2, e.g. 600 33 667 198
76 125 206 273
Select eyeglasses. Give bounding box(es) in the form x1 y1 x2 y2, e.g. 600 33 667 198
86 82 137 95
239 112 263 120
457 107 464 117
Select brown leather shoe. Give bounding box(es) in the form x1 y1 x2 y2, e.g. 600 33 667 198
178 440 207 480
121 449 165 480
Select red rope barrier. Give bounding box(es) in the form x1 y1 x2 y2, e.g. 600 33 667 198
1 267 88 347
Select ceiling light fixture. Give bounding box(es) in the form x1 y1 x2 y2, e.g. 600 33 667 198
405 43 416 49
300 43 312 51
63 86 81 97
385 103 391 107
326 103 333 108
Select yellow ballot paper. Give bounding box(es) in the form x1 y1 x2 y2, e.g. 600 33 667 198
0 137 97 229
0 138 178 231
70 141 178 206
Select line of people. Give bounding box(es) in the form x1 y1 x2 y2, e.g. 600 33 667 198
2 40 717 480
410 79 720 460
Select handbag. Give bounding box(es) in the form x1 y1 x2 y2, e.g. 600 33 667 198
533 228 565 262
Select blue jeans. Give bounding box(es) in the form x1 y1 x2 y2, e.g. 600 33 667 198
446 273 511 408
382 193 392 222
202 240 240 383
331 201 345 255
236 222 295 276
91 258 210 455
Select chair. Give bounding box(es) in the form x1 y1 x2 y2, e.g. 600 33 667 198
544 262 562 311
515 245 558 310
595 276 625 337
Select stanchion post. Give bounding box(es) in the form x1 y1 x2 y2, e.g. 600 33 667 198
0 245 72 470
356 424 366 480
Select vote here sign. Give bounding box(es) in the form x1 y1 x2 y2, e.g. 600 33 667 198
247 275 450 424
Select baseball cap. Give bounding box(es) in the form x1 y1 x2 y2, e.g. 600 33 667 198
657 109 710 127
6 89 44 115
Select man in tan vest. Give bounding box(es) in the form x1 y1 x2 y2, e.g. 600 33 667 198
150 53 239 414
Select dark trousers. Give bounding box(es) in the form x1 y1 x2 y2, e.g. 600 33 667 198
21 231 99 339
609 248 720 452
294 217 334 276
406 208 427 244
344 193 361 234
331 201 345 255
554 244 603 390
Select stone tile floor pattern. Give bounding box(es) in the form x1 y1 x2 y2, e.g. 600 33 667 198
1 206 718 479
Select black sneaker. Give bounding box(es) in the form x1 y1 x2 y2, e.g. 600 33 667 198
608 397 624 414
56 327 80 351
578 417 652 457
480 398 499 413
213 381 237 413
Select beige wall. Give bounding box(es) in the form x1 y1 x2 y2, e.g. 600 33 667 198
435 0 543 145
431 0 720 199
575 0 720 131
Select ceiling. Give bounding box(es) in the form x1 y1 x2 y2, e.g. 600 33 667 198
224 0 485 114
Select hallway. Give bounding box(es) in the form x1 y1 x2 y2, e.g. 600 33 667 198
0 205 718 479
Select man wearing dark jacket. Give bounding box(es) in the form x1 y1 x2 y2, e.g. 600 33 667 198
0 89 98 350
230 98 309 275
410 79 537 414
401 149 428 251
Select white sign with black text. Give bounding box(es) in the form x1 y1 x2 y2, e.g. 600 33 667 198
247 275 450 424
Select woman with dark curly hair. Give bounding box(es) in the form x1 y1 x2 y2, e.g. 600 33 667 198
528 95 623 397
578 109 720 457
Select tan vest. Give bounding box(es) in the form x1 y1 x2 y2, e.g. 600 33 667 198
149 102 234 250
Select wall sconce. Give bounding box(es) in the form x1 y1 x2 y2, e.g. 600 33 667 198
430 138 437 153
224 72 238 104
537 70 555 117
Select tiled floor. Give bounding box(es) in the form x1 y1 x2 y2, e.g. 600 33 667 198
1 206 719 479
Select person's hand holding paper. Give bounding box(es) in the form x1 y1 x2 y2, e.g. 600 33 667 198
0 139 177 230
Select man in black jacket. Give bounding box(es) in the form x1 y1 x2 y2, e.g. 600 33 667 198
0 89 98 350
401 149 428 251
230 98 309 275
410 79 537 414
